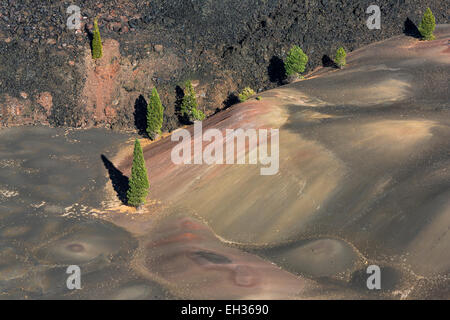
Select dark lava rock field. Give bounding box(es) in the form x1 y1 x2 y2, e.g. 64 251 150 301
0 0 448 131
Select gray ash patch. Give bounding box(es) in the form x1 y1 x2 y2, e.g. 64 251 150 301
0 126 152 298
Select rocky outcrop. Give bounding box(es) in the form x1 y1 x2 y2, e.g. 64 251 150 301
0 0 447 130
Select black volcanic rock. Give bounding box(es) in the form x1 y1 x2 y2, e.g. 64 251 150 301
0 0 448 130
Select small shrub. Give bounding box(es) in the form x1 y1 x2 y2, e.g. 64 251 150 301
238 87 256 102
146 88 164 139
191 108 205 121
334 47 347 68
418 8 436 41
284 45 308 77
92 18 103 59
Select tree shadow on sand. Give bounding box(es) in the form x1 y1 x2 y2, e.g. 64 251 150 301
101 154 129 205
322 54 337 68
223 92 240 109
134 95 148 137
175 85 191 125
404 17 421 39
267 56 286 85
85 24 94 52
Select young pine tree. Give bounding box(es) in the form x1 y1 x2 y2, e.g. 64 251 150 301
180 80 205 122
146 88 164 139
180 80 197 117
334 47 347 68
418 8 436 41
127 139 150 207
284 45 308 77
92 18 103 59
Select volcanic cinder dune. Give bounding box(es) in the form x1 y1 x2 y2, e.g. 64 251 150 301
1 26 449 300
107 25 450 299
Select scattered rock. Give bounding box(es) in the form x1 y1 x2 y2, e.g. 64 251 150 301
119 26 129 34
0 94 31 124
35 92 53 116
154 44 163 54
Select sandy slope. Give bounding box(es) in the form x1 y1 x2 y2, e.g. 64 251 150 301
106 25 450 299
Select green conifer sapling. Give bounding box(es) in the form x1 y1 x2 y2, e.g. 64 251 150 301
418 8 436 41
92 18 103 59
335 47 347 68
127 139 150 207
180 80 205 122
284 45 308 77
146 88 164 139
